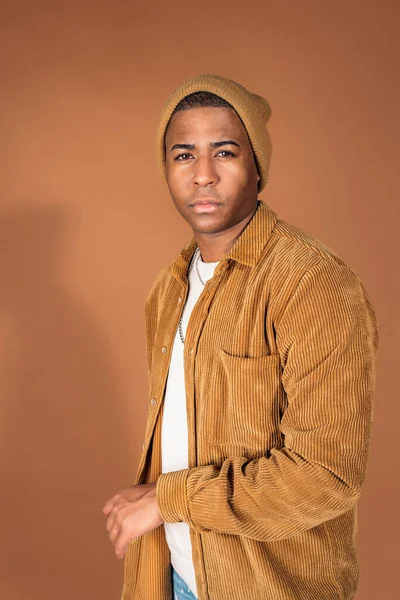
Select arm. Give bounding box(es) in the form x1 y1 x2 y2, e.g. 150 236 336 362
156 259 379 542
144 265 170 379
101 265 171 559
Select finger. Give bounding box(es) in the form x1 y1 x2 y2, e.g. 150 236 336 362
102 499 115 515
108 503 129 544
115 530 130 560
106 498 126 532
106 512 114 533
109 519 121 545
117 542 129 560
102 493 121 515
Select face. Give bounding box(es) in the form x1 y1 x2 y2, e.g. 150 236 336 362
164 106 260 235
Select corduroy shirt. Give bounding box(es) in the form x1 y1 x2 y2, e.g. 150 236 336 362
121 199 379 600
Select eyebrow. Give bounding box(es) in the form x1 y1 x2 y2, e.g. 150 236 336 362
169 140 240 152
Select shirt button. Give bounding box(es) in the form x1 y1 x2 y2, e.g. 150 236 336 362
150 397 157 406
189 347 194 354
161 346 167 353
178 296 182 303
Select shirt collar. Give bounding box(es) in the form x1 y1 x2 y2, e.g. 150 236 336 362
169 199 278 281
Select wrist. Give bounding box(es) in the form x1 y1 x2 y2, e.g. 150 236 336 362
156 470 191 524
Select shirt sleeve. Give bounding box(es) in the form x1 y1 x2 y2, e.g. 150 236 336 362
155 258 379 541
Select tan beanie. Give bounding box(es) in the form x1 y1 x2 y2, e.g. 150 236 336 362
156 74 272 193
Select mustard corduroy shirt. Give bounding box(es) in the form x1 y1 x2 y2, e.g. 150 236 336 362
121 199 379 600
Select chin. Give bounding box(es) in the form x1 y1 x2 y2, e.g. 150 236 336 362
192 217 231 235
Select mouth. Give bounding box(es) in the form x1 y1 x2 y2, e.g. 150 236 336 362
190 199 222 213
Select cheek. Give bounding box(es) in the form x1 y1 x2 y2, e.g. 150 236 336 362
166 164 191 193
222 162 254 190
166 162 178 185
166 171 187 203
237 161 259 191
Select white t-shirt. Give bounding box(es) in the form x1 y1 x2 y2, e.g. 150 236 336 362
161 250 220 597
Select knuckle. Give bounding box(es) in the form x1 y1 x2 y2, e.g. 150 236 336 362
111 507 120 520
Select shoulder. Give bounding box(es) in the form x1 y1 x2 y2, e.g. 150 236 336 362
263 213 374 323
271 215 353 272
264 212 364 286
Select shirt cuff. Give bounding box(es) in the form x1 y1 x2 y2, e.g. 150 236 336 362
156 469 191 525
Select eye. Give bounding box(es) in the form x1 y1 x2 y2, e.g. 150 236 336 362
174 153 192 161
217 150 235 157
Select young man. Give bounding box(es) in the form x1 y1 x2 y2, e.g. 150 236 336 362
102 74 379 600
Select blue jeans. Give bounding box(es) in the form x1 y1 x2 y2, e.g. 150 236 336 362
171 566 198 600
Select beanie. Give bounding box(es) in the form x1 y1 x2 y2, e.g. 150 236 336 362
156 74 272 193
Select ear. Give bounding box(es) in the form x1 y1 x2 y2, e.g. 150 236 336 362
254 160 261 183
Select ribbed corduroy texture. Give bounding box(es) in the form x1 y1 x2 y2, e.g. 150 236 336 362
156 74 272 192
121 200 379 600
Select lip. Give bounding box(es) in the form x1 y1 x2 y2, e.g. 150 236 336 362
191 199 220 205
190 199 222 213
191 202 221 213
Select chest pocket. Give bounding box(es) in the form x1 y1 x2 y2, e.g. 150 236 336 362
213 348 284 453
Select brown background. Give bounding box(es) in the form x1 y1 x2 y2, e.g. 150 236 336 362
0 1 398 599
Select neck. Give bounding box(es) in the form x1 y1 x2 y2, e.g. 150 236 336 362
194 204 257 262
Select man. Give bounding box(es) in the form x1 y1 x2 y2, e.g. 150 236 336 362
102 74 379 600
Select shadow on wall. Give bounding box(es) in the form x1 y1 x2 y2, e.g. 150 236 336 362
0 205 125 600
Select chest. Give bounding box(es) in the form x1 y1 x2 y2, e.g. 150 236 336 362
148 262 287 466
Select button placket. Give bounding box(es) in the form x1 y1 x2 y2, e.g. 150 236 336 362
184 266 229 359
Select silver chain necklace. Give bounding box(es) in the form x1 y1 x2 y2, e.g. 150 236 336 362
178 247 205 344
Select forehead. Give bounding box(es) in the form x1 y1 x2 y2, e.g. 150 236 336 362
165 106 248 141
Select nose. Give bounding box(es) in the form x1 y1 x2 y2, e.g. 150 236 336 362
192 155 219 187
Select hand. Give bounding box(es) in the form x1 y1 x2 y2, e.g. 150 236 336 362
102 482 163 559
